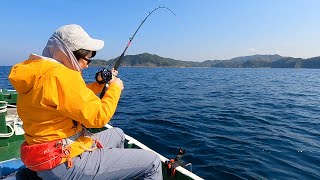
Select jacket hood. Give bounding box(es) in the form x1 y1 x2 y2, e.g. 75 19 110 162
42 34 82 71
8 54 61 94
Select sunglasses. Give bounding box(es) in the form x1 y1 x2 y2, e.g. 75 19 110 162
83 57 92 65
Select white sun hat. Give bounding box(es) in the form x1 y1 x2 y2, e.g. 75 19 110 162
54 24 104 52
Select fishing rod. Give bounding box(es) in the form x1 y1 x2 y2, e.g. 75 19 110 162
96 6 176 99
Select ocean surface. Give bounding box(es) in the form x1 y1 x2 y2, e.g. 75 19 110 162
1 66 320 179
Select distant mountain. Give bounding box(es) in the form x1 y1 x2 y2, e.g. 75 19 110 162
93 53 203 67
91 53 320 69
207 54 284 68
301 57 320 68
271 57 304 68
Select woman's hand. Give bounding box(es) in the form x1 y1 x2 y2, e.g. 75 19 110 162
108 68 123 90
109 77 124 90
111 68 118 77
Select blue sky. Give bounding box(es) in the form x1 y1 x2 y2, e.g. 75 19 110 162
0 0 319 65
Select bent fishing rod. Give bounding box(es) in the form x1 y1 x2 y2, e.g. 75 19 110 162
96 6 176 99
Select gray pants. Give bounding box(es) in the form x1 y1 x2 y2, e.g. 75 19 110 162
37 128 162 180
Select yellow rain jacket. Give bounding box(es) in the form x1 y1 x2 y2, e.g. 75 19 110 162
8 55 122 161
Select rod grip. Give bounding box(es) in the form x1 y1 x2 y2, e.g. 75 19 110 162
99 85 107 99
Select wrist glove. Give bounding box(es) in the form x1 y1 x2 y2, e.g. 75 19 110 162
95 68 113 84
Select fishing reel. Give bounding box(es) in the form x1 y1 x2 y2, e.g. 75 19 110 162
95 68 113 84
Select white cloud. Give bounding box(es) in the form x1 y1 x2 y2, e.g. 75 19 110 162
249 48 256 54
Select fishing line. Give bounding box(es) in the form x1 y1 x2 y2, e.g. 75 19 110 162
98 6 177 99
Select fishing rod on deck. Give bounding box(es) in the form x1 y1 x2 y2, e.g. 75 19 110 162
96 6 176 99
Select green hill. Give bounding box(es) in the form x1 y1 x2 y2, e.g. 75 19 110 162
94 53 202 67
90 53 320 69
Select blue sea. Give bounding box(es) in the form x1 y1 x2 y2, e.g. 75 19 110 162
1 66 320 179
